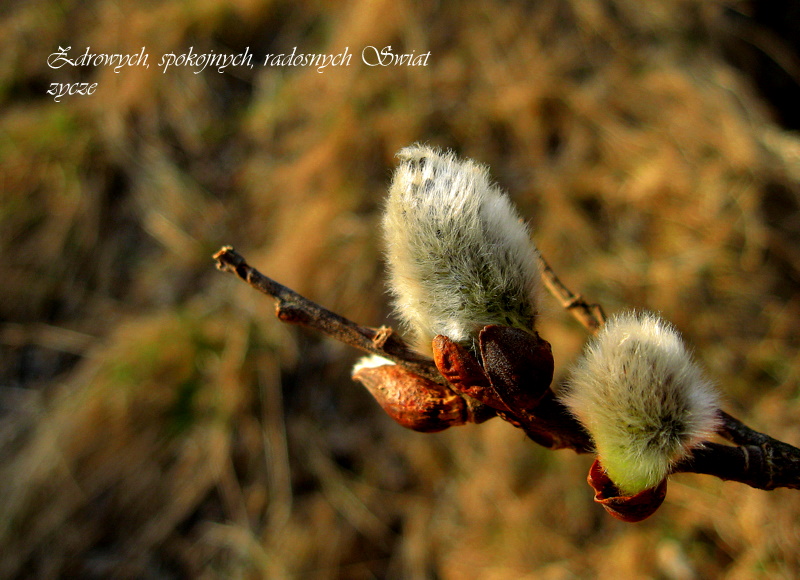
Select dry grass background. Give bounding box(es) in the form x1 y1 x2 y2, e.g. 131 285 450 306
2 0 800 578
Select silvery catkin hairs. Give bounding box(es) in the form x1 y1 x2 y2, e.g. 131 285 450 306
382 144 542 355
561 311 721 495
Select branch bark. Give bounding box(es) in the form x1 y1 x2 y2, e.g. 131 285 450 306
213 245 800 491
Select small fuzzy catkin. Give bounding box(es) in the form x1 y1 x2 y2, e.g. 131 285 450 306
561 311 721 495
382 144 541 355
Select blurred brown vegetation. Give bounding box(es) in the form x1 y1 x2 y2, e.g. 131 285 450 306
2 0 800 578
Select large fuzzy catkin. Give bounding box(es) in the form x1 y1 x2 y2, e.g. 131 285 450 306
561 311 721 495
382 144 541 355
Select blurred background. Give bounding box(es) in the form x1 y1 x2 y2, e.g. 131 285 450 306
2 0 800 578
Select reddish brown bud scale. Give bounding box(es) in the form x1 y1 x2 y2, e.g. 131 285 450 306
352 363 471 432
432 326 555 419
587 459 667 522
478 325 554 412
432 335 510 412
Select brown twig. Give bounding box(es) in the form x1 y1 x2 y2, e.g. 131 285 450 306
213 245 800 490
674 411 800 490
213 247 442 384
674 427 800 490
537 253 606 333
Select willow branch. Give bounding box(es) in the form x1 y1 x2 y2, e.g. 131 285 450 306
213 246 442 384
673 436 800 490
213 246 800 490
